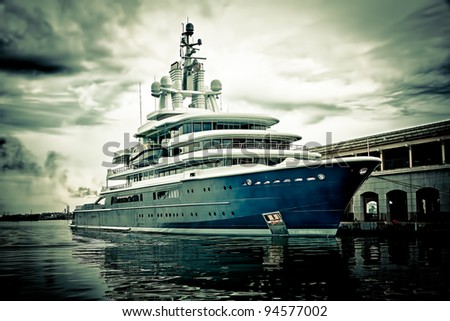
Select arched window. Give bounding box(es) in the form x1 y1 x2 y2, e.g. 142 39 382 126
416 188 440 221
387 190 408 222
361 192 379 221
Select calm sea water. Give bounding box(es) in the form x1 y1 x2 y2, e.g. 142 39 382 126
0 220 449 301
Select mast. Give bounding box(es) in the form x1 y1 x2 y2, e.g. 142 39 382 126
150 22 222 111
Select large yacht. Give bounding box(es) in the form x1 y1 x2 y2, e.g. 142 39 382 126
71 22 380 236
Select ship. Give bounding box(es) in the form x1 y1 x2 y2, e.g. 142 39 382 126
71 22 380 236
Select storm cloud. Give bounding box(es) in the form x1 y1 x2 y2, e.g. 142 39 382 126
0 136 97 213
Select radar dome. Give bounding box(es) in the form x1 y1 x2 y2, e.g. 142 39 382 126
185 23 194 35
151 81 160 97
160 76 172 88
210 79 222 92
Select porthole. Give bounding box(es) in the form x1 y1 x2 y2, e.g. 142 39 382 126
273 179 280 183
222 212 225 216
255 181 261 185
359 167 368 175
283 178 291 183
209 212 212 216
246 179 252 186
263 180 270 185
295 178 303 182
307 177 316 181
228 186 232 190
231 211 235 216
318 174 325 180
214 212 217 216
223 186 227 190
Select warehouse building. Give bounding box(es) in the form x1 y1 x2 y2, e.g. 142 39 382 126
313 119 450 222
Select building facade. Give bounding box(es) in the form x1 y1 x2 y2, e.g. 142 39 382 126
313 120 450 222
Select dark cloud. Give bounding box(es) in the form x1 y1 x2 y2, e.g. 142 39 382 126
0 0 142 133
250 100 351 124
69 186 98 198
368 1 450 111
0 136 41 174
0 0 141 73
0 54 77 75
0 135 99 212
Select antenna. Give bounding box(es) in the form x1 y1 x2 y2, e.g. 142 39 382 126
139 82 142 125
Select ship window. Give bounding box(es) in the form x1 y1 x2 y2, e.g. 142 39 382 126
283 179 291 183
193 122 202 132
115 194 141 203
295 178 303 182
203 122 212 131
223 139 232 148
209 212 212 216
222 212 225 216
153 189 179 200
183 123 192 134
231 211 235 216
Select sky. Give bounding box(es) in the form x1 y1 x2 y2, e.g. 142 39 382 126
1 0 449 213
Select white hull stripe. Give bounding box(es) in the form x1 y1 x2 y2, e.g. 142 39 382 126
70 224 337 237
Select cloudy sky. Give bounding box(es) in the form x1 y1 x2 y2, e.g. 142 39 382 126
1 0 449 213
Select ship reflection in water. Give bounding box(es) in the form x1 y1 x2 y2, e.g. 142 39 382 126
72 230 350 300
0 221 449 300
72 229 450 300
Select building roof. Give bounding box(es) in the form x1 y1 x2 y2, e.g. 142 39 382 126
312 119 450 154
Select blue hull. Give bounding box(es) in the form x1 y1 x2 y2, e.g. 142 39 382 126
72 157 380 236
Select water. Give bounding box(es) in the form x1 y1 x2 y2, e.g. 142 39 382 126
0 220 449 300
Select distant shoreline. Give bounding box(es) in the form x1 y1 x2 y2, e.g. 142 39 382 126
0 213 72 221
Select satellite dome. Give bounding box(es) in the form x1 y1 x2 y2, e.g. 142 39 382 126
151 81 160 97
160 76 172 88
210 79 222 92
